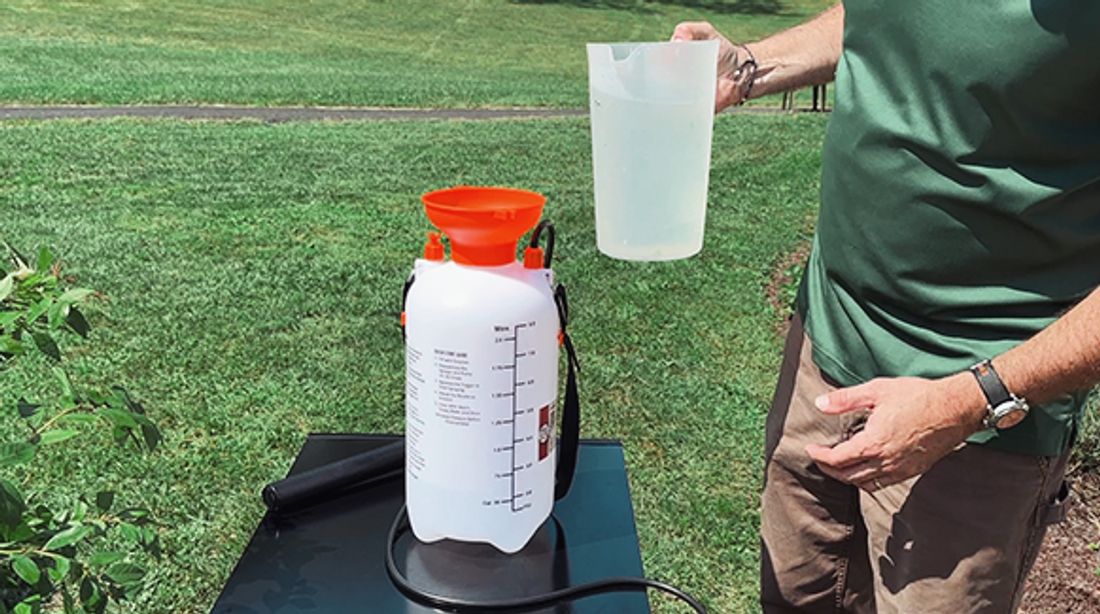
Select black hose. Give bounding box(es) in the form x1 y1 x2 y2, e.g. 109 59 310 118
385 505 707 613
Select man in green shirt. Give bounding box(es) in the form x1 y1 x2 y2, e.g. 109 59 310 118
676 2 1100 612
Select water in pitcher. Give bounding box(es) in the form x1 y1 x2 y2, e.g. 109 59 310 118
587 40 718 261
590 86 714 260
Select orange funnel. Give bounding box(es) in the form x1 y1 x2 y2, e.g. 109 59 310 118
422 186 547 266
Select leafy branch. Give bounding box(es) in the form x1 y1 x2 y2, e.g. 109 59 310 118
1 244 162 613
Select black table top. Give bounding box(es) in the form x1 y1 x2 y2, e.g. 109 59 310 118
212 434 650 613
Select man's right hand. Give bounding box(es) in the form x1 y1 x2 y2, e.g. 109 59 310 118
672 21 745 112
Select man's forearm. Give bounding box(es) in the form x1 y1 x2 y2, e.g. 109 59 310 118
746 4 844 100
990 286 1100 405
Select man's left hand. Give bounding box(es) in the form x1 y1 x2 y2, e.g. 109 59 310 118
805 373 988 491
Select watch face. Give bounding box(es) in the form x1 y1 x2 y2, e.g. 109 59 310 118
995 406 1028 429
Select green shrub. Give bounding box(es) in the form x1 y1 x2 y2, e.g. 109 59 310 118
1 244 161 614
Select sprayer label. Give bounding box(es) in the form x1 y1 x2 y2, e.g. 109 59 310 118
405 345 427 478
432 349 481 427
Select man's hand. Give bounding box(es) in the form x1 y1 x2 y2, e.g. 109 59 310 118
671 21 745 112
671 5 845 111
805 373 988 491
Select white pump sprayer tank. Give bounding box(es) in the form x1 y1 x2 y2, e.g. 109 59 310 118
402 186 579 554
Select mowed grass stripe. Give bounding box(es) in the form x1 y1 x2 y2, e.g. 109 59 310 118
0 0 834 107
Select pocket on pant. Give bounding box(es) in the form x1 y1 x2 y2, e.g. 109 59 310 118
1038 480 1072 527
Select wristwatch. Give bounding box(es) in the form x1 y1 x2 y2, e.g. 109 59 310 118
969 359 1030 430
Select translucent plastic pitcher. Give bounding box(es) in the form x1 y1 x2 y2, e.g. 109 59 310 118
587 41 718 261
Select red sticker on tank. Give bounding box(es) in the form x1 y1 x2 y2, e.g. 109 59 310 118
538 405 550 460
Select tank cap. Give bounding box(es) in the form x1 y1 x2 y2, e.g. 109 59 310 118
423 232 445 261
523 246 544 269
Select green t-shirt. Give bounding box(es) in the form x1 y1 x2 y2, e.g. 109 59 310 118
799 1 1100 456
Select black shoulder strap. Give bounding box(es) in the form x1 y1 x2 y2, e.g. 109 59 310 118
400 273 415 341
554 283 581 501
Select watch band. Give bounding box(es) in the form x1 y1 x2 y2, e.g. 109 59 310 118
969 359 1011 407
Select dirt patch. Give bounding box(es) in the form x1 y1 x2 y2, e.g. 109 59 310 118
765 239 811 337
1020 468 1100 613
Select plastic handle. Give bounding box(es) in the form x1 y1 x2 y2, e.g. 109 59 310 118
262 440 405 513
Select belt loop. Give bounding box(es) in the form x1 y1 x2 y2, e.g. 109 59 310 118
1039 480 1071 527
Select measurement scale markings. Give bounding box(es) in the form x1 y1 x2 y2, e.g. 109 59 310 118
510 322 529 513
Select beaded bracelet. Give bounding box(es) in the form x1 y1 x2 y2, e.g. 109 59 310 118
733 43 759 106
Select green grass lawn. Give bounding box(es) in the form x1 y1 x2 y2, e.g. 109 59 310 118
0 0 833 107
0 113 827 612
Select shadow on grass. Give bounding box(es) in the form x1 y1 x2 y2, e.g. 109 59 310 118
510 0 782 16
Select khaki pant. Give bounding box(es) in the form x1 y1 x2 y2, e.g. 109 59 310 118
761 316 1071 613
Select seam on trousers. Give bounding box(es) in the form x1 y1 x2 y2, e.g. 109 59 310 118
1008 455 1052 603
834 485 858 613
